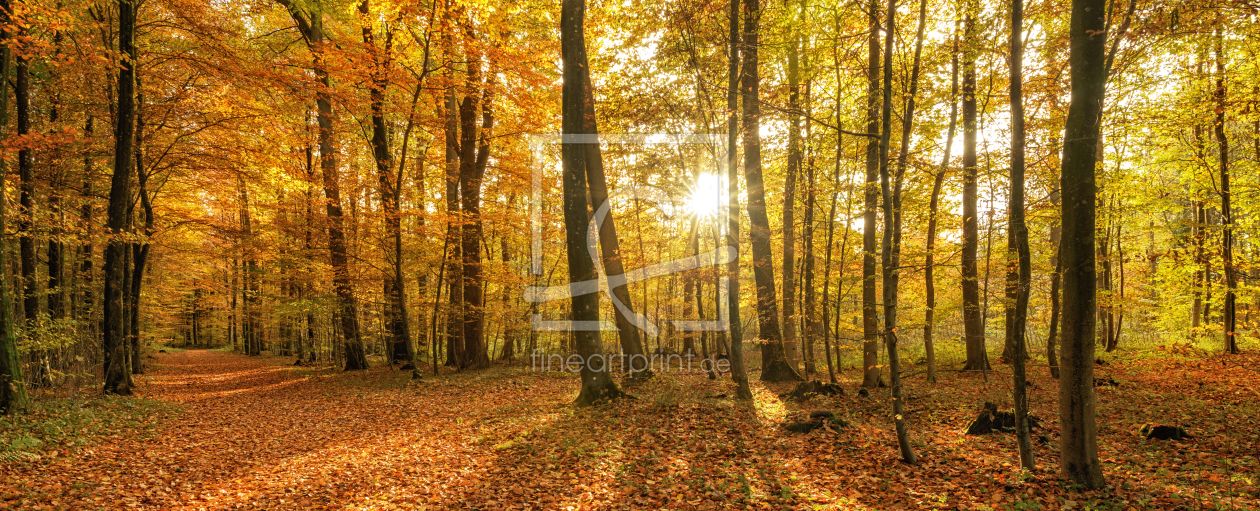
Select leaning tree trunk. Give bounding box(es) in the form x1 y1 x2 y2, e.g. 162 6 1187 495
725 0 753 399
580 69 651 378
959 0 989 373
744 0 799 383
860 0 882 388
560 0 626 406
1058 0 1108 488
103 0 137 395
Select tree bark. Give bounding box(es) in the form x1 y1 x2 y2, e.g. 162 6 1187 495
1058 0 1108 487
17 28 36 334
580 72 650 378
77 116 96 340
725 0 753 399
278 0 367 370
103 0 137 395
0 1 29 413
860 0 883 388
782 6 801 369
1009 0 1034 469
1214 27 1238 354
743 0 800 383
879 0 919 464
959 0 988 373
924 22 958 385
457 32 490 370
130 101 154 373
360 1 411 366
560 0 626 406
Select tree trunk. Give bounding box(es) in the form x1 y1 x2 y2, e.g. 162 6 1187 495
1215 28 1238 354
781 8 801 370
130 105 154 373
743 0 799 383
443 83 464 368
1009 0 1034 469
879 0 921 464
360 1 411 366
77 116 96 341
458 37 491 370
802 86 819 379
47 54 66 324
820 51 845 384
103 0 137 395
1058 0 1107 487
924 22 958 385
579 71 650 378
17 30 37 334
725 0 753 399
860 0 883 388
0 4 29 413
278 0 367 370
960 0 989 373
561 0 626 406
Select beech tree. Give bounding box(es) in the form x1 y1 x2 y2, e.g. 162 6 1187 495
1058 0 1108 488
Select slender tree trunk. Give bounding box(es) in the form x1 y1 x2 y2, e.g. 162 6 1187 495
860 0 883 388
1009 0 1034 469
1192 196 1203 328
17 29 37 334
925 24 958 385
879 0 919 464
77 116 96 340
802 85 819 379
561 0 626 406
397 68 430 377
725 0 753 399
1058 0 1107 487
781 6 802 369
360 2 411 366
103 0 137 395
820 49 844 384
47 51 66 324
0 2 29 413
960 0 989 372
1215 28 1238 354
130 106 154 373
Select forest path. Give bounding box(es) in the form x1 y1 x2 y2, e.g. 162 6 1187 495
3 349 555 510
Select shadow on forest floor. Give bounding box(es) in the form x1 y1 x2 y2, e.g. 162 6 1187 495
1 348 1257 510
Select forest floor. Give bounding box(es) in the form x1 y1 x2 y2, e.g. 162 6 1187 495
1 347 1258 510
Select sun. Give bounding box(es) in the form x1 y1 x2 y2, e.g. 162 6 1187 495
689 173 723 218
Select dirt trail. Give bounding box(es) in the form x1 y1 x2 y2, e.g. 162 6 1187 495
2 350 532 510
